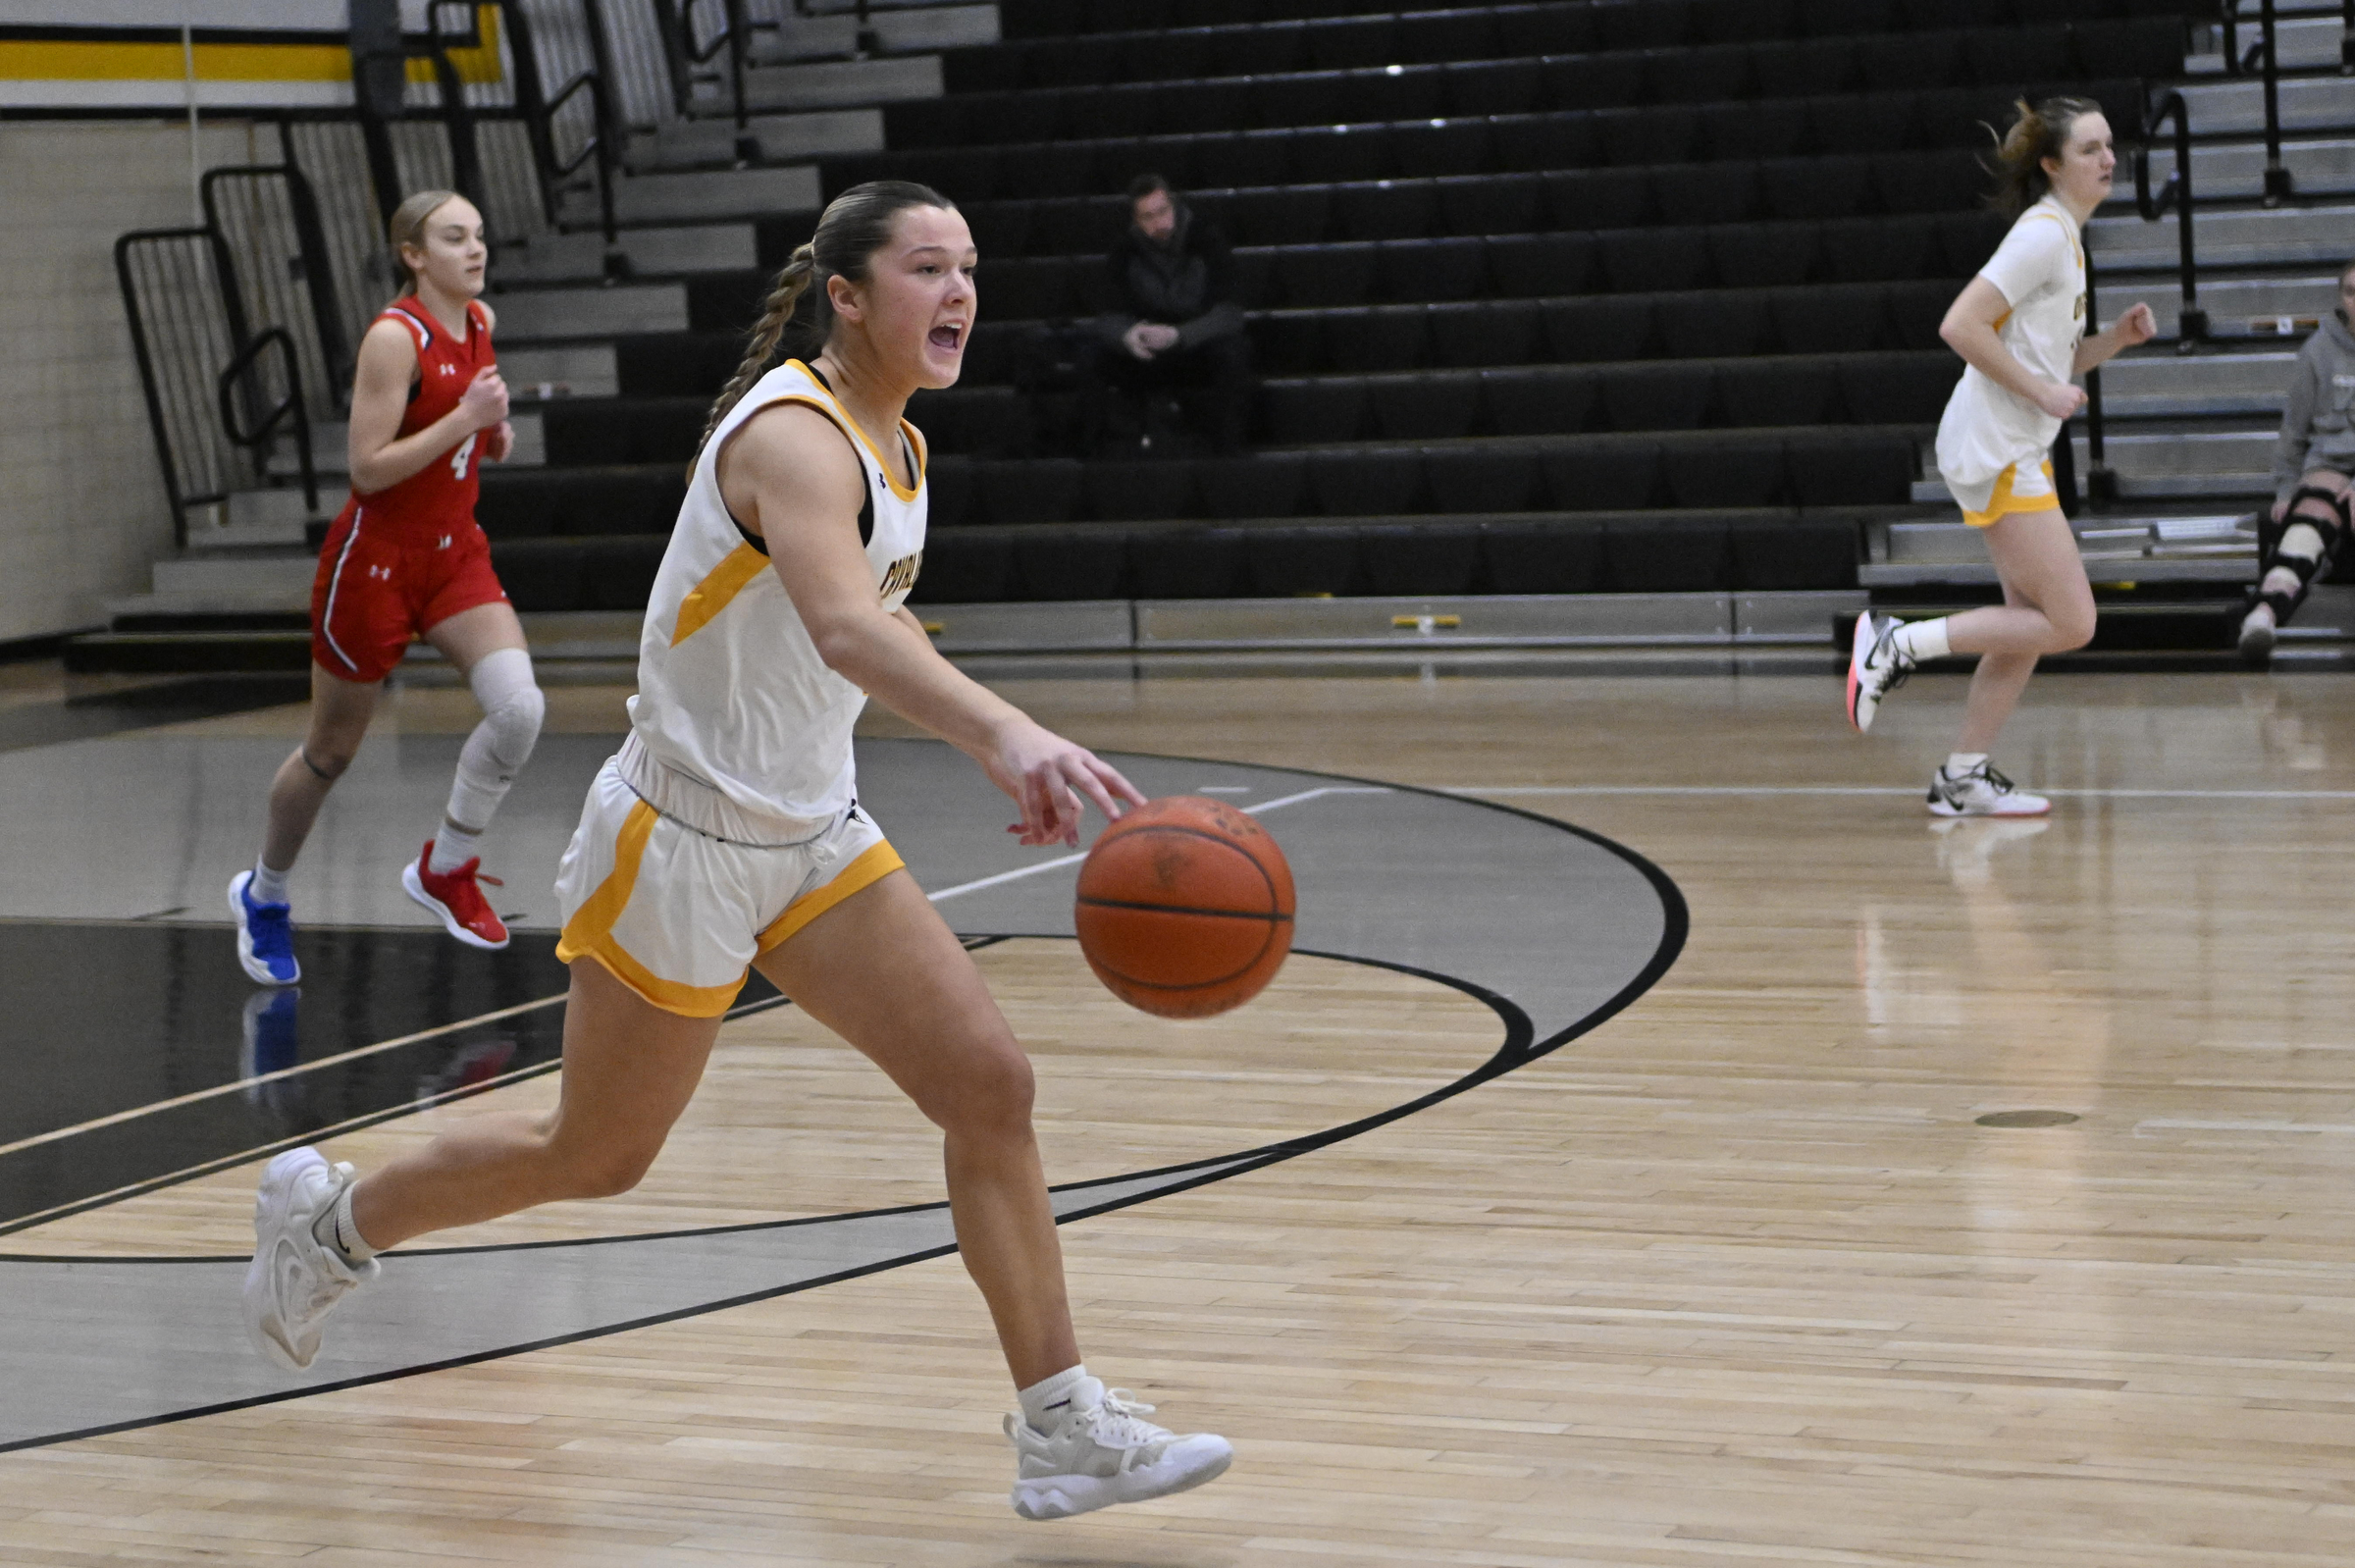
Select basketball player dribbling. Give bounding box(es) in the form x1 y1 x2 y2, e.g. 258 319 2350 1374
1846 98 2156 815
240 182 1234 1521
228 190 546 983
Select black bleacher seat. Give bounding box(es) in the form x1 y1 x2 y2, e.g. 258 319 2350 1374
1483 518 1602 593
1369 370 1481 440
1013 525 1127 599
1426 447 1542 512
1381 236 1488 302
1245 526 1359 595
1361 520 1485 595
1599 364 1715 433
909 530 1013 603
1198 453 1307 518
1838 353 1958 424
1598 230 1711 294
578 537 669 612
1335 182 1438 242
1328 305 1434 371
1264 377 1368 443
1664 444 1786 509
1544 296 1655 362
1652 162 1757 226
976 456 1082 525
926 455 975 528
1430 299 1541 367
1543 444 1661 511
1484 365 1597 435
1310 448 1425 514
1604 515 1729 592
1131 526 1246 597
477 467 683 540
1719 359 1835 427
1657 292 1770 358
1489 234 1596 297
488 539 586 612
1731 516 1859 591
1787 432 1919 506
1084 459 1196 521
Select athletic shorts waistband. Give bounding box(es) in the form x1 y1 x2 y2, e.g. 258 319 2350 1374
614 731 836 848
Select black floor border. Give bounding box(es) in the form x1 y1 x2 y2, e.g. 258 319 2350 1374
0 758 1685 1454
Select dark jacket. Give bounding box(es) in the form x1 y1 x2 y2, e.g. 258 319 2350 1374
1094 202 1246 350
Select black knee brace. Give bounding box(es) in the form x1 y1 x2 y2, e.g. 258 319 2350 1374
2255 484 2351 623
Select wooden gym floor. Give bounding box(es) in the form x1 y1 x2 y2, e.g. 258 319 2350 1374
3 666 2354 1566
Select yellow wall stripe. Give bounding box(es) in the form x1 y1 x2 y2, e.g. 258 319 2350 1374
0 12 503 85
669 543 770 648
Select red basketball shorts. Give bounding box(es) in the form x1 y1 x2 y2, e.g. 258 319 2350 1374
310 507 508 684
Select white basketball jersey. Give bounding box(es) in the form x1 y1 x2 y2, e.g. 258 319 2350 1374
1934 196 2088 487
623 359 926 843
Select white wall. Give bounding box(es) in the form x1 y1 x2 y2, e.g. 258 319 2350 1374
0 119 264 645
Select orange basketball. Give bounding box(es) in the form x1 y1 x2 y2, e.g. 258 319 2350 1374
1073 796 1296 1019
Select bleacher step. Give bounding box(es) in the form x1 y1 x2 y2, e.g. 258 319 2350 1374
2138 135 2355 202
497 225 757 284
499 344 619 399
2094 349 2297 418
746 4 997 63
626 110 882 173
491 286 689 342
691 55 942 117
2133 275 2343 340
558 167 821 230
2185 14 2348 74
2171 74 2355 135
2091 204 2355 271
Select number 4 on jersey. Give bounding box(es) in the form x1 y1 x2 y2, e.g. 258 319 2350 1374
450 433 477 480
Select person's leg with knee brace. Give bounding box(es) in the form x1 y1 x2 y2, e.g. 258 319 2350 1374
402 644 544 950
429 645 545 874
2242 474 2351 661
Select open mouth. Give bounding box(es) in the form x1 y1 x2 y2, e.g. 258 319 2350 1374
929 323 966 351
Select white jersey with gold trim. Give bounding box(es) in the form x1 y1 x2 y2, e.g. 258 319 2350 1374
1934 195 2089 491
623 358 926 843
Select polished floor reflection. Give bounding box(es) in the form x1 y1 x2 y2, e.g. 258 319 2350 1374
3 667 2354 1565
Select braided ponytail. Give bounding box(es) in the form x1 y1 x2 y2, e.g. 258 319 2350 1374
691 180 955 474
1983 95 2101 219
692 244 817 472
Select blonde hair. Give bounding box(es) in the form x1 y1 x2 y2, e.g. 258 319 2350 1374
1982 96 2102 219
691 180 954 471
387 188 465 299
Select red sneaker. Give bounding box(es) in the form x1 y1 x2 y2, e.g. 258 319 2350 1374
401 840 509 950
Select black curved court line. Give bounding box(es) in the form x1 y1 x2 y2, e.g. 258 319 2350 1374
0 762 1687 1455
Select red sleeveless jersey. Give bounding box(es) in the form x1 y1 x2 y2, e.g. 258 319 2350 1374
335 298 496 542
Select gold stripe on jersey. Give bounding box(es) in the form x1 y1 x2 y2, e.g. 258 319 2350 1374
781 361 925 501
670 543 769 648
755 840 909 954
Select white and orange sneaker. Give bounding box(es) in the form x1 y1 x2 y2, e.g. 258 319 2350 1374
401 841 509 950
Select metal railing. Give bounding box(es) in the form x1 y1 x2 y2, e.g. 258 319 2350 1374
494 0 624 264
2221 0 2296 202
117 227 322 549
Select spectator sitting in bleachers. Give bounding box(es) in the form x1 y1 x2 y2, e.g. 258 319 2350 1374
1088 174 1251 454
2242 260 2355 662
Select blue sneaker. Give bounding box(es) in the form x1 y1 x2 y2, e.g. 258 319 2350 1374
229 869 300 985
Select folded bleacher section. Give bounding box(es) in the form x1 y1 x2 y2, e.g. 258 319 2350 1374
485 0 2195 612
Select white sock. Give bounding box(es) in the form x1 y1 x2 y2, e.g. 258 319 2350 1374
1020 1365 1097 1433
1946 752 1988 778
428 821 482 874
249 858 290 905
311 1182 378 1265
1894 617 1951 663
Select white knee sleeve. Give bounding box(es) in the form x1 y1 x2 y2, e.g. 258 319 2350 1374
445 646 544 832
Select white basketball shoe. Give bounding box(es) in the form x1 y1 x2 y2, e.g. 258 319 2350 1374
1846 611 1914 733
1925 760 2051 817
1004 1378 1232 1520
243 1147 375 1371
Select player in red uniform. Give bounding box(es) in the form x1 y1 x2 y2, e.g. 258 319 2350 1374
228 189 546 985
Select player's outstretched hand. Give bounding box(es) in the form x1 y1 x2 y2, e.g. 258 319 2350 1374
2033 379 2087 420
985 718 1148 848
458 367 509 432
2116 302 2158 348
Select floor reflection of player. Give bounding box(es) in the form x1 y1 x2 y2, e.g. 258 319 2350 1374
240 988 304 1120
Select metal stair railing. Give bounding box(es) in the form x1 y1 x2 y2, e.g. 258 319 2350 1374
2221 0 2296 202
654 0 753 132
117 229 323 550
491 0 625 270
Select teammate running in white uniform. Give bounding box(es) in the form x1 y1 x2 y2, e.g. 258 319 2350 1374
1846 98 2155 815
239 183 1233 1522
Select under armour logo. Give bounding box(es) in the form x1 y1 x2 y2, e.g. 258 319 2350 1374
367 564 392 580
440 364 457 376
439 534 452 549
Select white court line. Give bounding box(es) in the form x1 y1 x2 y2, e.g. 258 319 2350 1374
1442 785 2355 801
924 785 1388 904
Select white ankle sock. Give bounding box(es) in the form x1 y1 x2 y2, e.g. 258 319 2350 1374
249 858 289 905
1946 752 1988 778
311 1182 377 1265
1894 617 1951 663
1020 1365 1096 1433
428 822 481 875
